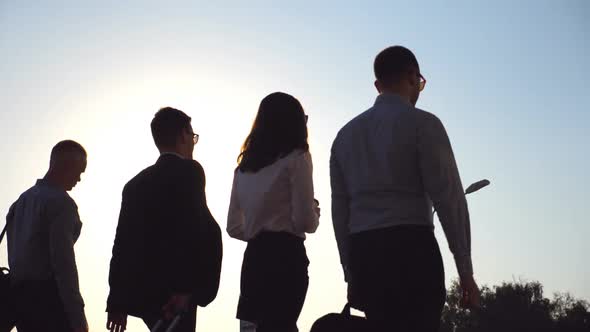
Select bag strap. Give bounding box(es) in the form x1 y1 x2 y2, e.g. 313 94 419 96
1 223 8 272
341 303 352 316
1 203 13 245
0 224 7 245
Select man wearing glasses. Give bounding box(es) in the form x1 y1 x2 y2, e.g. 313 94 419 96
106 107 221 332
330 46 480 331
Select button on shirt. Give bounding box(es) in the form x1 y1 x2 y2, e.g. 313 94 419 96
6 179 87 328
330 93 472 277
227 150 319 241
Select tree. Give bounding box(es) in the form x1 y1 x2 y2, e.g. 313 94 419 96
440 280 590 332
552 292 590 332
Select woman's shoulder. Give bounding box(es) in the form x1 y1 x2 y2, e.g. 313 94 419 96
285 148 310 161
283 149 312 170
235 149 311 176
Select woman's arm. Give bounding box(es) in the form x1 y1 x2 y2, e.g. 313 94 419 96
289 151 320 234
227 171 246 241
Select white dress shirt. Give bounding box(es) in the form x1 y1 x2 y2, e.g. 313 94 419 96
330 93 473 277
227 149 319 241
7 179 87 328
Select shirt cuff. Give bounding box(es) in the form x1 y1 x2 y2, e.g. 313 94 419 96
106 291 126 313
454 253 473 278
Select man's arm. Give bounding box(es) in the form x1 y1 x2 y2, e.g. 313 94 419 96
6 201 15 224
48 198 87 330
168 161 207 293
330 143 351 280
417 113 473 277
107 185 133 314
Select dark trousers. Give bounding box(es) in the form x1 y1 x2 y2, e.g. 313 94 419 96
142 309 197 332
349 225 446 332
237 232 309 332
12 280 73 332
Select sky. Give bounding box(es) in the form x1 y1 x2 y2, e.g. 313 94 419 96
1 1 589 331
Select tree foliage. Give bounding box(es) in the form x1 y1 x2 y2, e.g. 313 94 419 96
440 280 590 332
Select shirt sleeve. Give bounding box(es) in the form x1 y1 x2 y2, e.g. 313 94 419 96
418 113 473 277
107 186 132 313
289 151 319 234
227 170 246 241
169 161 207 293
48 198 87 329
330 141 351 279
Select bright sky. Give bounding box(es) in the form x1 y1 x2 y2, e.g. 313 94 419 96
1 1 588 331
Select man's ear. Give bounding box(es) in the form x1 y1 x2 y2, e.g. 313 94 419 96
407 69 418 88
177 131 188 146
374 80 382 93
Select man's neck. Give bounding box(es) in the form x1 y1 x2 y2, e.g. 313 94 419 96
43 172 66 191
159 150 187 159
380 90 411 106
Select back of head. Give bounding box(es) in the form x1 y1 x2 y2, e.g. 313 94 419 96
150 107 192 151
48 140 87 191
374 45 420 86
50 140 87 169
238 92 309 172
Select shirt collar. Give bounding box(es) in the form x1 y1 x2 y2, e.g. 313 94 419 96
159 151 185 160
35 178 65 192
374 93 412 108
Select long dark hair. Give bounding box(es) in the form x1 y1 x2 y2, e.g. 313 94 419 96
238 92 309 173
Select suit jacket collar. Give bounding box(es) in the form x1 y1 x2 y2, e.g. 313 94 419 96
157 152 185 164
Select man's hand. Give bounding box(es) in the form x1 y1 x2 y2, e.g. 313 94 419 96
162 294 192 320
460 275 481 309
107 312 127 332
313 199 321 218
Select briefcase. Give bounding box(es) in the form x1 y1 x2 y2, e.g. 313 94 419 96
310 303 368 332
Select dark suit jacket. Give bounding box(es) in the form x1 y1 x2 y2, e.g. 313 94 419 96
106 154 219 317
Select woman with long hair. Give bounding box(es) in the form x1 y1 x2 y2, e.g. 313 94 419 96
227 92 320 332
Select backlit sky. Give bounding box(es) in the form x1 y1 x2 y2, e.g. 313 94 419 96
1 1 589 331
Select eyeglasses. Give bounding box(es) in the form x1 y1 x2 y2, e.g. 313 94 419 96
192 133 199 145
418 73 426 91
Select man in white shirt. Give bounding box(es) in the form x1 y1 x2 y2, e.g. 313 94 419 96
7 140 88 332
330 46 480 331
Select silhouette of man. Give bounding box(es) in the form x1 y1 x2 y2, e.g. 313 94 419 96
330 46 480 332
106 107 220 332
6 140 88 332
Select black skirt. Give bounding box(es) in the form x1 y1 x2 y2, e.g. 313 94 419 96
237 231 309 326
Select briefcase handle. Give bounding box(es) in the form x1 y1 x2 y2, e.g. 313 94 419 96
150 314 182 332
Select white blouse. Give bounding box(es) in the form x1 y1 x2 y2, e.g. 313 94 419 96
227 150 320 241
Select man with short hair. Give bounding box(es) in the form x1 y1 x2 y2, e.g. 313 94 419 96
7 140 88 332
106 107 222 332
330 46 480 331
